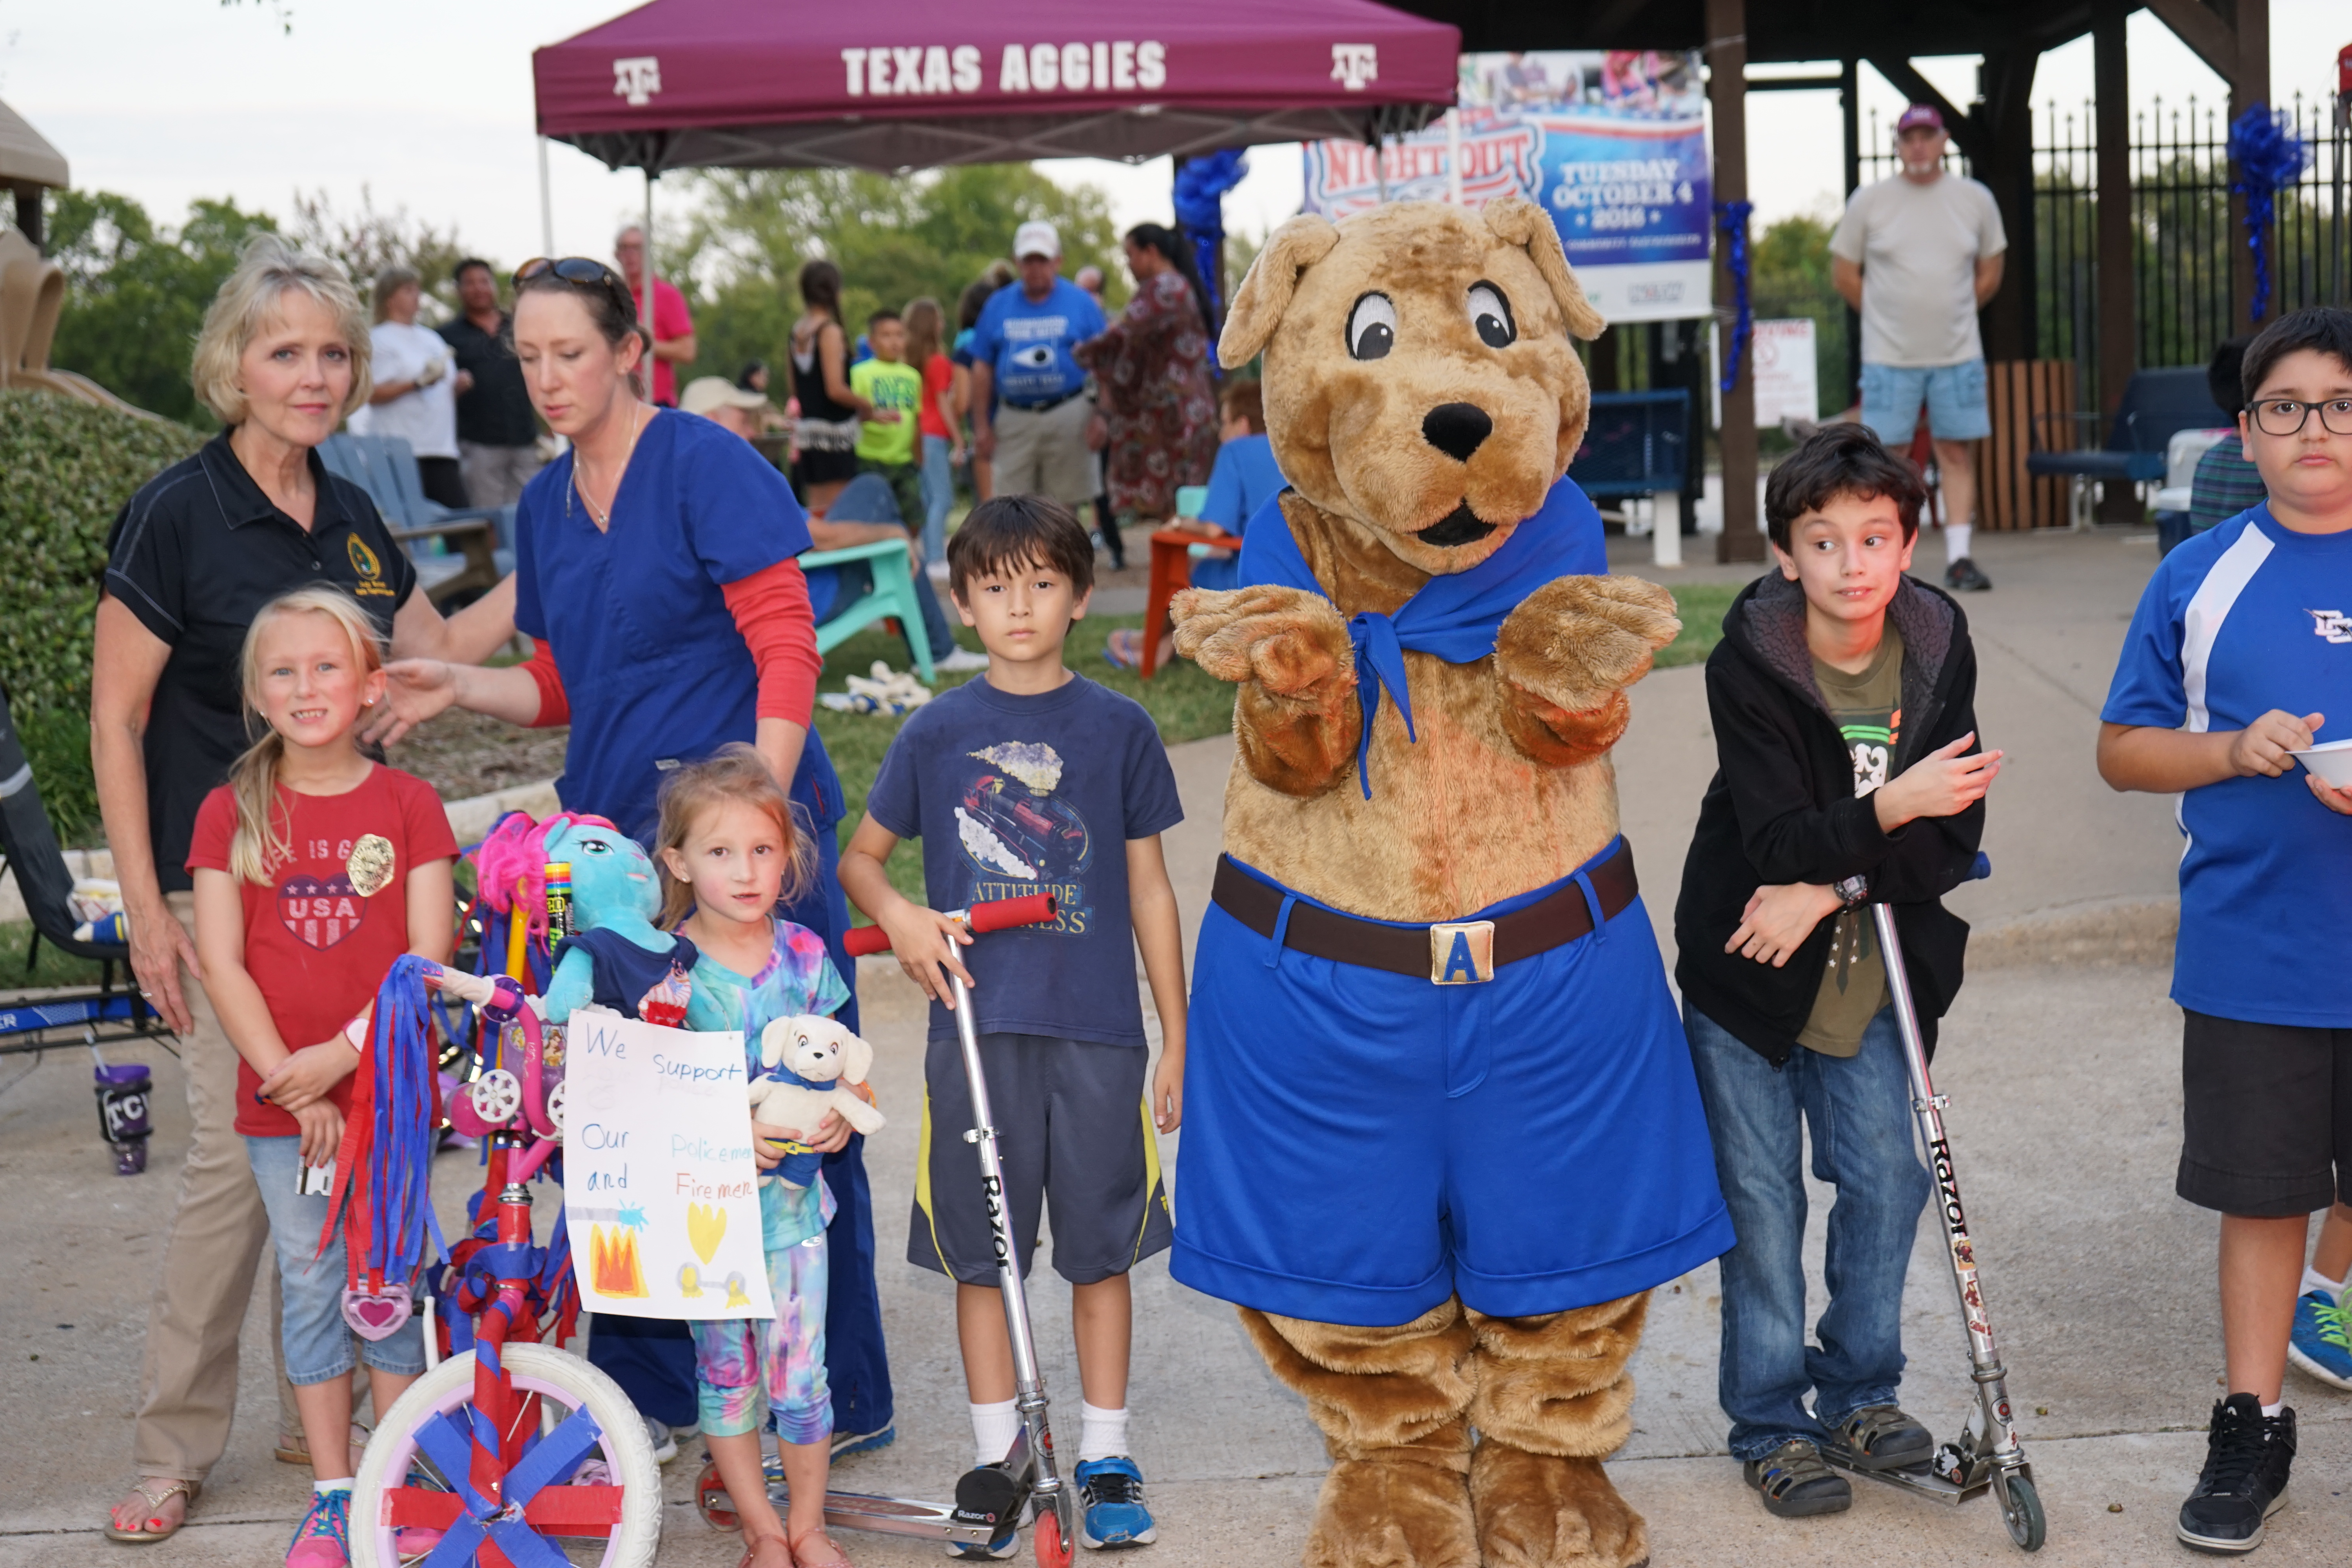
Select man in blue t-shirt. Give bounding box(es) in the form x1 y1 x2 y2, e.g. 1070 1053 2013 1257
968 221 1107 514
2099 307 2352 1556
840 495 1184 1554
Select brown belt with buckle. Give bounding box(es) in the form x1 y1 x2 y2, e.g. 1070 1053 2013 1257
1209 840 1639 985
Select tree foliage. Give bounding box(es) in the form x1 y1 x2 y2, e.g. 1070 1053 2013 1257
285 186 473 312
1749 211 1853 416
673 165 1125 385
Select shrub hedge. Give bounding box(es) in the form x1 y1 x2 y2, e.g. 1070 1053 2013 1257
0 391 203 844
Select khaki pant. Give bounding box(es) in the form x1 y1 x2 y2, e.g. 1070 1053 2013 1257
459 440 545 512
131 891 298 1483
991 396 1098 510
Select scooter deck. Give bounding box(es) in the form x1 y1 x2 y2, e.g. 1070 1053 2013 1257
696 1457 1005 1545
1816 1441 1987 1505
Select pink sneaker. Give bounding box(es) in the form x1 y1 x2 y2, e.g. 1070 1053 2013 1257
285 1490 350 1568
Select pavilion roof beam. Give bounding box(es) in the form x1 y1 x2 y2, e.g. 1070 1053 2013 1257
2140 0 2236 80
1863 56 1987 167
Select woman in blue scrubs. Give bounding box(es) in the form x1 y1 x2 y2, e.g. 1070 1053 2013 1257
377 258 893 1456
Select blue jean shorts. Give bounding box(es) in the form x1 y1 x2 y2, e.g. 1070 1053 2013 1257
1860 359 1991 444
245 1134 426 1385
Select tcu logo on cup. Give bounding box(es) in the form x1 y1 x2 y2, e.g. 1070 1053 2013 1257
1330 43 1378 92
612 56 662 107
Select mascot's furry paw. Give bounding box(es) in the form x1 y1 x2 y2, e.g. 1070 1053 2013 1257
1493 577 1680 765
1306 1436 1480 1568
1468 1445 1648 1568
1171 584 1354 696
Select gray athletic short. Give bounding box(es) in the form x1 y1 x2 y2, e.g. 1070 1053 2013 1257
908 1032 1173 1286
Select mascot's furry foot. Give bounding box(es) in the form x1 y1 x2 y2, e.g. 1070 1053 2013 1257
1310 1426 1480 1568
1468 1446 1648 1568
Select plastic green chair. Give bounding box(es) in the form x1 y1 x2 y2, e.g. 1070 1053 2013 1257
802 537 935 684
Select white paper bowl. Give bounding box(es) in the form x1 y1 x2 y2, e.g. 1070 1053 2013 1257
2293 739 2352 789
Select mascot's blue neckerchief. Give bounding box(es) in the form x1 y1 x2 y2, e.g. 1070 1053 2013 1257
1236 476 1608 797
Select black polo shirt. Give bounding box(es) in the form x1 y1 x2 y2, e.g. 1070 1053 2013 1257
438 310 539 448
103 431 417 892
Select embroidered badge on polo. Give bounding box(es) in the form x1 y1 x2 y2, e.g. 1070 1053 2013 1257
280 874 367 949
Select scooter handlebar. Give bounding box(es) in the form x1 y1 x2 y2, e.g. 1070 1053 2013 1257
843 893 1060 956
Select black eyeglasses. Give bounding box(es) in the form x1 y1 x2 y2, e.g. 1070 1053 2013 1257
513 257 637 319
2249 397 2352 437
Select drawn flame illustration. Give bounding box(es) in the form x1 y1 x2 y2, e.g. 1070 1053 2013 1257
686 1202 727 1264
590 1224 650 1298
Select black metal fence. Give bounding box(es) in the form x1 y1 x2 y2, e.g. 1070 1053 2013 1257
1859 93 2351 413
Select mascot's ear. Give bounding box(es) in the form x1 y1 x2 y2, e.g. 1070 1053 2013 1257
758 1017 791 1069
1482 197 1606 342
834 1023 874 1086
1219 212 1340 369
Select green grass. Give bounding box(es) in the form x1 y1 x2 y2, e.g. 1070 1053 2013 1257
1655 582 1742 671
0 920 110 987
814 613 1233 909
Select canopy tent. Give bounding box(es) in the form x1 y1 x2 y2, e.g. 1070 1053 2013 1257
532 0 1460 174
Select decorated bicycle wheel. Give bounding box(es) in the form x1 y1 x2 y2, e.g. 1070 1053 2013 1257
350 1343 661 1568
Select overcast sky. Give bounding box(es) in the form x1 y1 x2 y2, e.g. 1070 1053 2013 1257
3 1 2344 273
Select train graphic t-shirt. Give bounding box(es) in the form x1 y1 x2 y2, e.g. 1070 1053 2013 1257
865 673 1182 1046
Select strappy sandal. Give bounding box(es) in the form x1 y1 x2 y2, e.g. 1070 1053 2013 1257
275 1421 372 1466
789 1526 853 1568
104 1477 199 1543
737 1534 795 1568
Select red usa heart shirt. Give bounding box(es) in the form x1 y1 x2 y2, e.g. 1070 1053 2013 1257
188 765 458 1137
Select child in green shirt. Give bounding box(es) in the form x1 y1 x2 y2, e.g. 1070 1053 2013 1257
851 310 925 534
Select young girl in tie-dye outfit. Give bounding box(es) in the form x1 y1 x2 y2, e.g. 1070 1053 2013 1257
652 745 860 1568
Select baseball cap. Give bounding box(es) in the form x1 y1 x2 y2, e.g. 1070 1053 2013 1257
1013 220 1061 260
679 376 769 418
1896 104 1944 134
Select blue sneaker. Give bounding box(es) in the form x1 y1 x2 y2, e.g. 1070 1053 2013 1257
1074 1457 1156 1549
2288 1290 2352 1390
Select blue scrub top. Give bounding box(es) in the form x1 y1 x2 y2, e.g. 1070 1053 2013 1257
514 410 845 845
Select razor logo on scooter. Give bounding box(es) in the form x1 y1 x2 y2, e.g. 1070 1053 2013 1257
1930 1139 1968 1236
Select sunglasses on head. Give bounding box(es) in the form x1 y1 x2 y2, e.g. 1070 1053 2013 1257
514 257 636 314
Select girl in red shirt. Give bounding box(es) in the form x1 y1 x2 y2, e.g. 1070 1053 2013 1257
187 587 459 1568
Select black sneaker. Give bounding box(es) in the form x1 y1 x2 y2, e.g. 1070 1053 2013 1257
1826 1403 1935 1471
1945 557 1992 592
1742 1439 1852 1518
2177 1393 2294 1554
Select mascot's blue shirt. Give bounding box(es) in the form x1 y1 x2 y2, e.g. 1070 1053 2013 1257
514 411 844 844
1237 475 1608 796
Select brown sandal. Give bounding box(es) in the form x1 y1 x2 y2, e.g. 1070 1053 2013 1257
104 1478 199 1544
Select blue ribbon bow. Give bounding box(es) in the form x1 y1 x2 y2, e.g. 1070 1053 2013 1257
1234 479 1608 797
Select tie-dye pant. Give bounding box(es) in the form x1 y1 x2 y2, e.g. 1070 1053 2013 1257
690 1233 832 1443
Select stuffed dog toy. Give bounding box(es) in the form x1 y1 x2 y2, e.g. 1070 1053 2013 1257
1167 199 1734 1568
748 1015 885 1189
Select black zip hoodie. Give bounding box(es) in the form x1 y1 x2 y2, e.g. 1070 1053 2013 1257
1673 570 1984 1067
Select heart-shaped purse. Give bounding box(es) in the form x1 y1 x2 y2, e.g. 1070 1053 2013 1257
340 1284 414 1341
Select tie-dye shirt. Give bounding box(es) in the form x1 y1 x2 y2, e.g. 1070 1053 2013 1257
682 916 852 1249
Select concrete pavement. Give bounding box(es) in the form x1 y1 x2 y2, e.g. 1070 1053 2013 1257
8 525 2351 1564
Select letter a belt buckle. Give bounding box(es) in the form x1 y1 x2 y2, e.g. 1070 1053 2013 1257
1428 920 1496 985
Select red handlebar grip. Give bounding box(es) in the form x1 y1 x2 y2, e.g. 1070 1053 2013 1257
965 893 1059 933
843 924 892 958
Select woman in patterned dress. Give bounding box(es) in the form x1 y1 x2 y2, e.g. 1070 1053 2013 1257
1076 223 1219 526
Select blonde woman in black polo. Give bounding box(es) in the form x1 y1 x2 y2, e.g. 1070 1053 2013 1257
94 234 514 1543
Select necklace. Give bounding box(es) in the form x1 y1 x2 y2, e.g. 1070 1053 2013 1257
572 403 649 528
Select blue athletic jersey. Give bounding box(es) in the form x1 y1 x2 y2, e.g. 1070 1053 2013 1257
2103 504 2352 1027
968 279 1104 405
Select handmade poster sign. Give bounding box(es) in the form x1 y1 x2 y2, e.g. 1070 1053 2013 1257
562 1006 773 1320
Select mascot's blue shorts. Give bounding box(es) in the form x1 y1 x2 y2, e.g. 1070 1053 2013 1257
1171 843 1735 1327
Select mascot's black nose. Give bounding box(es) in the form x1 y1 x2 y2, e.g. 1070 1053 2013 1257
1421 402 1492 462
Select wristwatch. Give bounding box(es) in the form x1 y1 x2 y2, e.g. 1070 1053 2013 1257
1832 873 1871 910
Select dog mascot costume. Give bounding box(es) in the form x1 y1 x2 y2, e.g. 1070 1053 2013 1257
1169 199 1735 1568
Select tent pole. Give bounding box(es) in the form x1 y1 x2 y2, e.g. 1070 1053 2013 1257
642 171 657 394
537 136 554 258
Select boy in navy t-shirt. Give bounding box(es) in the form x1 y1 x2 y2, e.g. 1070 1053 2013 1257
840 496 1186 1555
2100 307 2352 1555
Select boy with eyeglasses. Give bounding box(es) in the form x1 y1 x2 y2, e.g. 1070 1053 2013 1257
2099 306 2352 1556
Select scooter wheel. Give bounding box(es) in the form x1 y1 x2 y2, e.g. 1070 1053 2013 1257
1033 1507 1072 1568
1998 1472 2046 1552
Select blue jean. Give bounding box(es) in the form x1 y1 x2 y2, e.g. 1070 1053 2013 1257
244 1134 425 1385
1681 1005 1930 1461
1860 359 1991 444
919 434 955 565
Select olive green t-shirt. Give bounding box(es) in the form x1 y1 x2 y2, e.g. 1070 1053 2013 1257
1797 626 1904 1056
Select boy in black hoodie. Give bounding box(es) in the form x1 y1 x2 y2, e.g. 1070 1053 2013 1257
1674 425 2002 1518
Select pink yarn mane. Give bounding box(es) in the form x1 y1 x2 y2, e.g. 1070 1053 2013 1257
468 810 616 942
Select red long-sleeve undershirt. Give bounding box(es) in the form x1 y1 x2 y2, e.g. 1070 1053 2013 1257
519 557 821 730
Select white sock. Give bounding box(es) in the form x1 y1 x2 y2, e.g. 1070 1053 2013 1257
1078 1401 1130 1463
2261 1400 2284 1419
313 1479 351 1497
970 1399 1022 1467
1945 521 1974 566
2302 1264 2345 1303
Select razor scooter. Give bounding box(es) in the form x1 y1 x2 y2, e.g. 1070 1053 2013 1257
696 892 1079 1567
1817 860 2046 1552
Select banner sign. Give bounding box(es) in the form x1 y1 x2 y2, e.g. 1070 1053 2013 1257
1304 50 1712 324
564 1007 775 1321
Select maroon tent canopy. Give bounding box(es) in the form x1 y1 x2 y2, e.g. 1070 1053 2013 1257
534 0 1459 173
